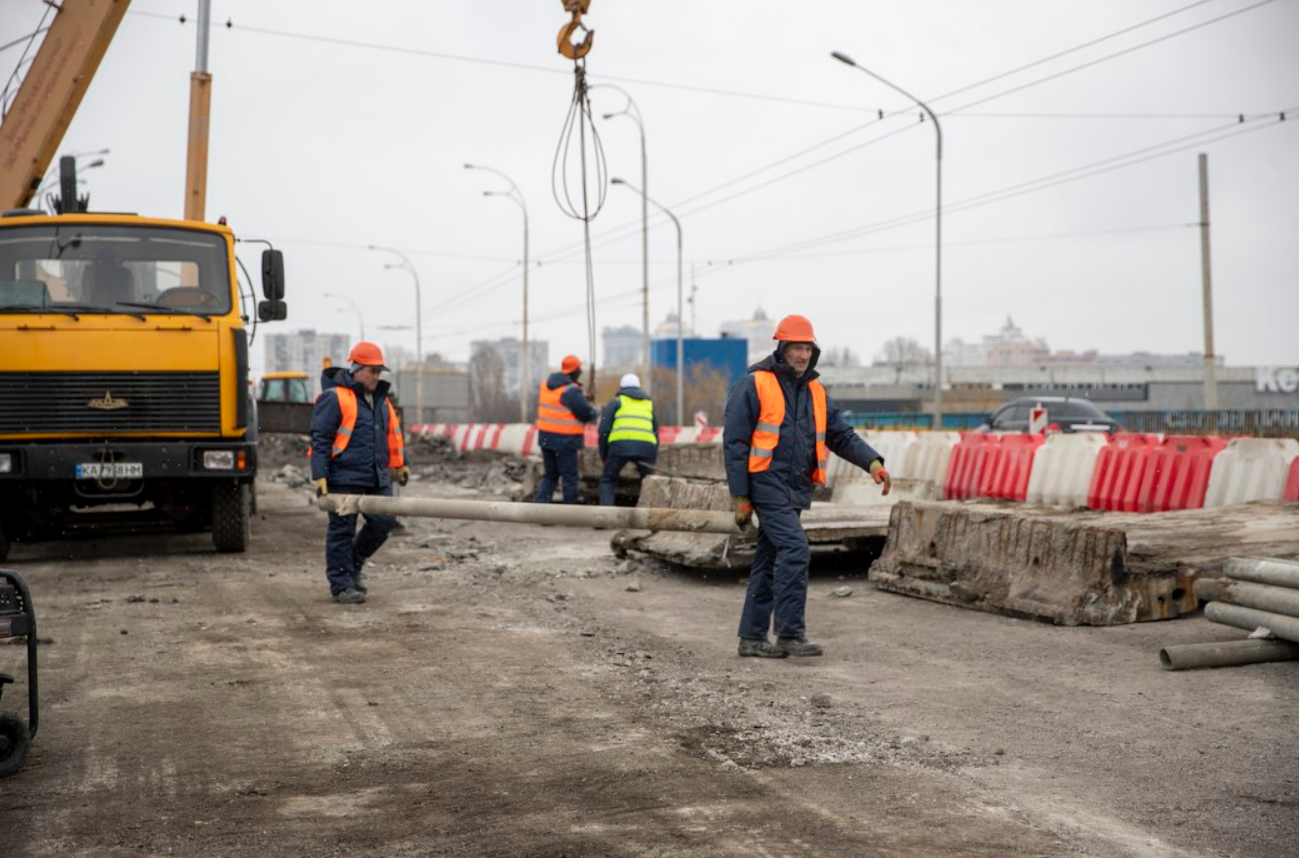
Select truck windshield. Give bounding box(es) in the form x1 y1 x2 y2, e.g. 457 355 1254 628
0 224 231 315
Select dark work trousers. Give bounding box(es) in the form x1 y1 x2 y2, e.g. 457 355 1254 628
598 454 655 506
325 482 395 595
535 448 581 504
737 504 810 641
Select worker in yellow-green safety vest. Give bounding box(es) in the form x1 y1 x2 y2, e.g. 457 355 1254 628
597 373 659 506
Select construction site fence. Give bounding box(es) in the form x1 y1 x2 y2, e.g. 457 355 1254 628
843 409 1299 437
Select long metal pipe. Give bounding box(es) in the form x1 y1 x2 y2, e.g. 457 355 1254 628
1159 638 1299 671
1224 557 1299 590
319 495 740 534
1194 577 1299 619
1203 602 1299 645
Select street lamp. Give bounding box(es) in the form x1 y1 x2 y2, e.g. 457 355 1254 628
597 85 651 395
611 177 683 426
831 51 945 428
464 163 530 423
367 244 423 426
324 292 366 341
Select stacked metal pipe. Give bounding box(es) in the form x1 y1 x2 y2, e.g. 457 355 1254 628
1161 558 1299 670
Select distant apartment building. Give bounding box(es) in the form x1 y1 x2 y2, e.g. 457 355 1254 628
262 329 350 395
718 307 774 363
602 324 643 369
469 337 549 397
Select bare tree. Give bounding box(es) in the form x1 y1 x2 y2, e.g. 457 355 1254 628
820 345 862 367
874 336 934 384
469 344 520 422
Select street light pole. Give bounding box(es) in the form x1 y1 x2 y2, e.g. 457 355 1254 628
612 177 683 425
465 164 530 423
831 51 944 429
367 244 423 426
598 85 651 395
324 292 366 341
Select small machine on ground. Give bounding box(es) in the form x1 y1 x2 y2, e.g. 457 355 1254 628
0 569 37 777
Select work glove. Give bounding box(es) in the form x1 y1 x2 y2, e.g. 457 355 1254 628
393 465 410 487
315 477 328 498
869 460 892 496
732 495 753 529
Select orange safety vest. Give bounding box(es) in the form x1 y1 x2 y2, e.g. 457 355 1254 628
328 387 405 467
536 381 585 435
748 371 829 485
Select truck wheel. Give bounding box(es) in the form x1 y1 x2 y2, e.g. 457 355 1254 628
0 712 30 778
212 482 251 553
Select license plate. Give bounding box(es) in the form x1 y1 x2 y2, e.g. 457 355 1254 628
75 462 143 479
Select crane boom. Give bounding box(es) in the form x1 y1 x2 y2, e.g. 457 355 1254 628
0 0 132 210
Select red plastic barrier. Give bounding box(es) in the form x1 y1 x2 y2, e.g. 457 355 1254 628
1087 433 1162 511
1284 456 1299 502
944 433 1002 500
520 426 537 457
696 426 722 443
658 426 683 445
1136 435 1227 513
584 424 600 448
978 434 1044 501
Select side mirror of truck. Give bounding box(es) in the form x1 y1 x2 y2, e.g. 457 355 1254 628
258 300 288 322
261 249 285 301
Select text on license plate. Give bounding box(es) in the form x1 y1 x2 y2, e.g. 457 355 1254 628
76 462 143 479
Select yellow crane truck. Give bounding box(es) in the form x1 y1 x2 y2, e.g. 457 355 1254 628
0 197 287 560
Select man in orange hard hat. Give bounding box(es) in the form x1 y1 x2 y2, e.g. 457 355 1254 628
534 354 599 503
310 341 409 604
723 314 891 658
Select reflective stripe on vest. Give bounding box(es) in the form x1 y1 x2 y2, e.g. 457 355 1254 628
747 371 829 485
329 388 405 467
607 394 657 445
536 381 585 435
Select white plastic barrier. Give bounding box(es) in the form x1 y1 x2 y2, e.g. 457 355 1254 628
1204 437 1299 507
825 431 918 488
1025 432 1109 507
903 432 961 491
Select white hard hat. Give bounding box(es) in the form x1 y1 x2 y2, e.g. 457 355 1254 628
619 373 641 388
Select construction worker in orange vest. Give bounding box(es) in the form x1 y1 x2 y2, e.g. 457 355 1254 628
534 355 599 503
723 315 891 658
310 341 409 604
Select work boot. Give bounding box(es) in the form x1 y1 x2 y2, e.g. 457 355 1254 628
738 638 788 659
353 570 369 594
776 637 823 657
333 588 366 604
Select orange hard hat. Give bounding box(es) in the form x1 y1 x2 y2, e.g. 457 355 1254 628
561 354 582 373
347 341 389 370
773 314 816 343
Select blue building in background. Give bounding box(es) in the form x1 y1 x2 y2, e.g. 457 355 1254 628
651 337 748 390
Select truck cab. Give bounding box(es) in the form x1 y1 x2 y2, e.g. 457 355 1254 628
0 210 286 559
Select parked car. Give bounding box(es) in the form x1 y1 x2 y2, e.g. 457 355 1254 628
977 396 1122 434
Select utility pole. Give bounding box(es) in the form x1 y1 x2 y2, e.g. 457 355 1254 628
183 0 212 221
1198 153 1218 413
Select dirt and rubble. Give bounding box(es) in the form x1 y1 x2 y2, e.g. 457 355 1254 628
1 446 1297 857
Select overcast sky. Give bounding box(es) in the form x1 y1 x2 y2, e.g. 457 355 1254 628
4 0 1296 373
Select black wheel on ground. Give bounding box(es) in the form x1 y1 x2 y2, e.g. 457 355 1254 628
211 481 251 553
0 711 30 778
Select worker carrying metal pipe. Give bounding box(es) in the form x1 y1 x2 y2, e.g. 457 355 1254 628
534 355 599 504
310 341 408 604
724 315 891 658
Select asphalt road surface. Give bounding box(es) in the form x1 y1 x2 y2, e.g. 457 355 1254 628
2 474 1295 857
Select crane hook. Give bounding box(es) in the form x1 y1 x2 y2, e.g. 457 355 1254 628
557 0 594 60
